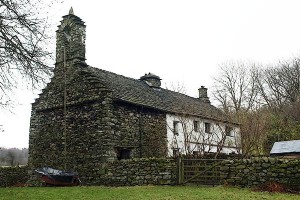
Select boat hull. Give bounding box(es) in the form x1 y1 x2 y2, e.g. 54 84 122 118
35 167 80 186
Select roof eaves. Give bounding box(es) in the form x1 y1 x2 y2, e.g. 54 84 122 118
114 98 240 126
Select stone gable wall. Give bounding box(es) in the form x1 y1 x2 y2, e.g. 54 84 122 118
28 65 116 185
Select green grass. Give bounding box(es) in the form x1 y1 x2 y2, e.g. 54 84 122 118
0 186 298 200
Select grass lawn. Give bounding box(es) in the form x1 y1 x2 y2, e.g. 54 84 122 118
0 185 298 200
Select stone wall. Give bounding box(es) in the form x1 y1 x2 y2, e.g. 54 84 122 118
1 159 175 187
5 158 300 188
220 157 300 188
28 64 168 185
28 65 116 185
104 158 176 186
0 166 28 187
113 102 167 158
28 11 169 186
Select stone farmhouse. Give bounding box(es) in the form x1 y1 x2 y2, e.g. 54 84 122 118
28 9 240 182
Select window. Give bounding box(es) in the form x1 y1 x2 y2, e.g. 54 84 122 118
194 121 200 132
173 121 179 135
116 148 131 160
225 126 233 137
204 122 211 133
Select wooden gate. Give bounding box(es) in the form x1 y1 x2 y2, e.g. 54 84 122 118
176 157 224 185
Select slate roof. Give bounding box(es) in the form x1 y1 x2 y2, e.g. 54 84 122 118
82 66 235 124
270 140 300 155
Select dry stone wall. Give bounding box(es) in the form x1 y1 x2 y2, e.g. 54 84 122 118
0 166 28 187
104 158 176 186
2 159 175 187
4 158 300 187
220 157 300 188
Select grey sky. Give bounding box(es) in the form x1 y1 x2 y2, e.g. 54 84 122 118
1 0 300 148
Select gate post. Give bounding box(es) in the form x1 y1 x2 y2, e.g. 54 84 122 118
176 156 184 185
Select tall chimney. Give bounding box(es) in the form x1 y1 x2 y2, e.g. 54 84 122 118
198 86 210 103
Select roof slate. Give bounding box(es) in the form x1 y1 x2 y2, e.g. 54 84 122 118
270 140 300 155
83 66 232 123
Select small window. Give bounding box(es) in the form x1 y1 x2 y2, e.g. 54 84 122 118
225 126 233 137
117 149 131 160
194 121 200 132
205 122 211 133
173 121 179 135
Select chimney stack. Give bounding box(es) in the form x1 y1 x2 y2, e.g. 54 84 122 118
140 73 161 89
198 86 210 103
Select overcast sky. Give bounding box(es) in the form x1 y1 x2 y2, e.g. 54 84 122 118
1 0 300 148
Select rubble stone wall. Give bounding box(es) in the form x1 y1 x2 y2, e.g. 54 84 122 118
4 158 300 187
104 158 176 186
28 65 116 185
113 102 167 158
28 65 168 185
0 166 28 187
220 157 300 187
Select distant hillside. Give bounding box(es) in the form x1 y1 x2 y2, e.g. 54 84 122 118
0 148 28 166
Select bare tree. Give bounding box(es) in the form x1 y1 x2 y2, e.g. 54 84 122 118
0 0 62 108
256 58 300 110
212 57 300 156
165 81 187 94
212 62 268 156
238 110 269 156
213 62 261 114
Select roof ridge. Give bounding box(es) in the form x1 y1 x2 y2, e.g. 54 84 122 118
87 65 208 102
87 65 142 83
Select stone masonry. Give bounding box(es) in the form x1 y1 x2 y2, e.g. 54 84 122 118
220 157 300 188
28 10 167 185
